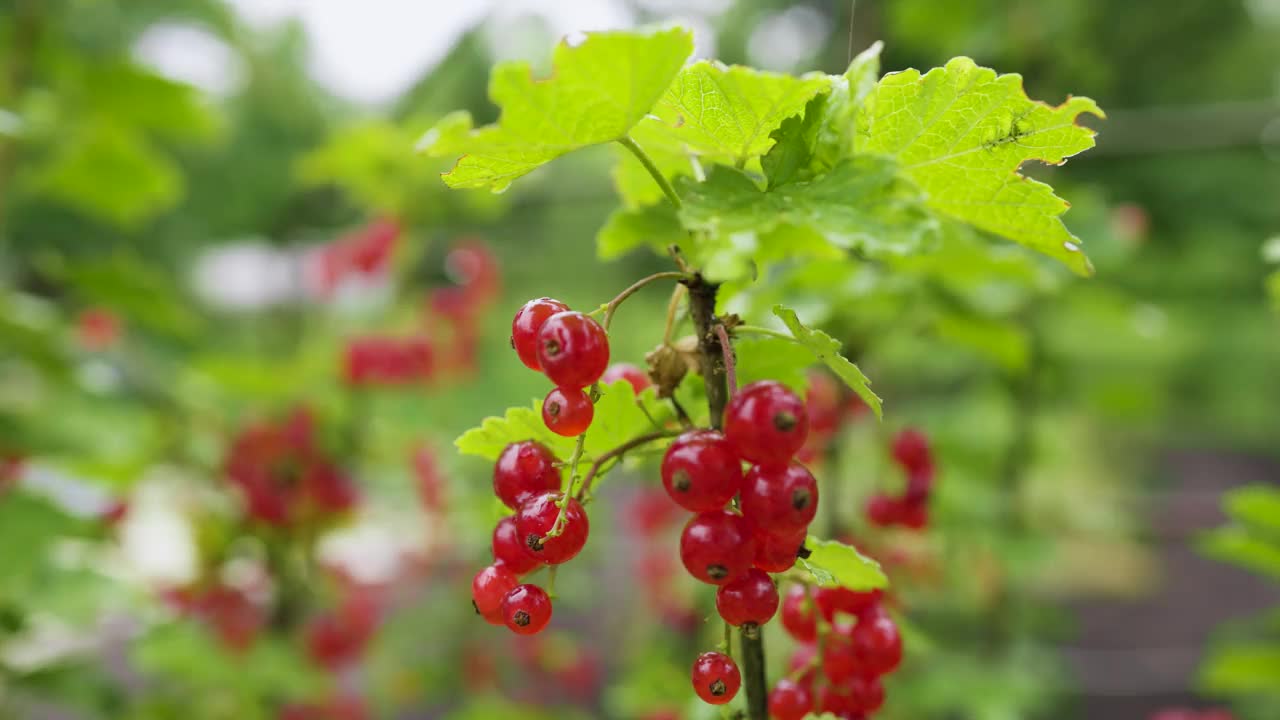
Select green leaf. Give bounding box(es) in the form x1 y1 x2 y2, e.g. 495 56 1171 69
857 57 1103 275
420 28 693 191
762 92 828 189
1198 527 1280 582
811 41 883 173
1224 484 1280 533
678 158 935 260
734 337 814 392
454 381 668 462
596 202 683 260
933 312 1030 373
649 63 831 166
801 536 888 590
772 304 883 418
1200 644 1280 694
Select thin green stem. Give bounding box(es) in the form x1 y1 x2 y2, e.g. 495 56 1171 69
733 325 796 342
575 429 680 501
603 271 687 331
618 135 683 209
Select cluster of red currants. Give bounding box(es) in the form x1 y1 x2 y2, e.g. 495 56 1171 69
510 297 611 437
770 584 903 719
664 380 818 707
224 407 357 527
343 336 434 386
471 439 585 635
865 428 936 530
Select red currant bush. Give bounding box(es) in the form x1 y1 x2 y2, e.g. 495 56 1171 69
723 380 809 466
471 564 518 624
542 386 594 437
493 441 562 510
516 492 590 565
511 297 569 370
536 311 610 389
780 584 818 642
501 584 553 635
690 651 740 705
715 568 779 627
851 607 903 675
679 510 756 585
660 429 743 512
740 462 819 534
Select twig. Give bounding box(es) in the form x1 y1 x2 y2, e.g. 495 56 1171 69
715 324 737 400
663 283 688 345
576 429 679 501
603 271 687 331
618 135 683 209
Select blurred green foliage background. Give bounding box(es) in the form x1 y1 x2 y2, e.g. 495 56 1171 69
1 1 1278 719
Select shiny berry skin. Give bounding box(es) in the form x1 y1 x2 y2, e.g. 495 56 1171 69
851 607 902 674
601 362 651 394
493 441 562 510
715 569 779 627
492 516 540 575
536 311 610 389
741 462 819 534
542 387 594 437
817 683 857 715
768 678 814 720
724 381 809 466
691 651 740 705
515 492 590 565
754 526 805 573
844 673 885 714
814 587 882 621
865 493 903 527
780 584 818 642
891 428 931 472
501 584 553 635
821 620 861 684
511 298 569 370
472 564 518 623
679 510 756 585
660 430 743 512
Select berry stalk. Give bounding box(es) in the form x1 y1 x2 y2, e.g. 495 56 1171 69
684 273 768 720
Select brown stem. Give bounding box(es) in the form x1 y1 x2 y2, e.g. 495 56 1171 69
683 273 767 720
602 271 687 331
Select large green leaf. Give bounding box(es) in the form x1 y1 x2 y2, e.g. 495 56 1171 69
420 28 693 191
678 158 935 258
647 62 832 166
1200 645 1280 694
1223 484 1280 533
857 57 1103 275
596 202 683 260
801 536 888 591
772 305 883 418
1198 526 1280 582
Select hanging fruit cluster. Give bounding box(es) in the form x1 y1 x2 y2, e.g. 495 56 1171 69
866 428 936 530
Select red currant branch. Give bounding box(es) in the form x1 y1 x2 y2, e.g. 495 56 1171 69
602 271 688 332
715 323 737 400
576 429 682 502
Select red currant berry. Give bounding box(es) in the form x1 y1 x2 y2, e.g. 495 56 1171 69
471 564 518 622
821 620 861 684
844 673 885 714
493 441 562 510
817 683 857 715
601 362 651 394
780 584 818 642
806 371 842 436
715 568 779 628
787 642 818 684
851 607 902 674
690 651 740 705
723 380 808 466
754 526 805 573
542 387 594 437
903 464 934 504
900 500 929 530
536 311 609 389
865 493 903 527
660 430 743 512
501 584 553 635
741 462 819 534
515 492 590 565
492 516 540 575
814 587 882 622
679 510 756 585
511 298 569 370
891 428 931 472
768 678 814 720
